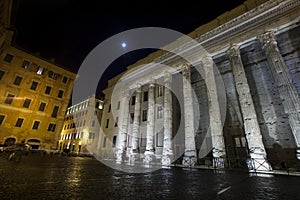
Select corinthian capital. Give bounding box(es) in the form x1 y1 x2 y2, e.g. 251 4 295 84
257 31 279 52
202 55 213 67
136 83 142 93
227 44 240 58
181 63 190 77
164 71 172 83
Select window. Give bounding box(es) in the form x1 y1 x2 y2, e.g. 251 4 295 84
23 98 31 108
51 106 59 118
4 53 13 62
4 94 14 104
62 76 68 84
48 71 57 80
103 137 107 148
117 101 120 110
58 90 64 98
36 66 44 75
30 81 38 90
45 86 52 94
0 70 5 81
156 129 164 147
112 136 117 148
157 106 163 119
143 91 148 102
108 104 111 113
92 120 95 127
38 102 46 111
21 60 30 69
0 115 5 125
32 121 40 130
105 119 109 128
15 118 24 127
234 137 247 148
114 117 118 127
130 113 134 124
142 110 147 121
47 123 56 132
131 96 136 105
157 85 163 97
13 76 23 86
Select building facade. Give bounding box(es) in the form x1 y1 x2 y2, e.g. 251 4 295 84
58 95 103 155
98 0 300 171
0 0 77 150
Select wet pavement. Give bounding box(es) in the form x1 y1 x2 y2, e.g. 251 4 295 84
0 153 300 200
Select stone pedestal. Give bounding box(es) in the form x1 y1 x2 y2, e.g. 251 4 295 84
248 147 272 171
129 152 139 163
144 151 155 164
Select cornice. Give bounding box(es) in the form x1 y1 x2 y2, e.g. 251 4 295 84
111 0 300 86
154 0 299 64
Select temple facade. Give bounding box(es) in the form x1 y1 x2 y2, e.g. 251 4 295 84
97 0 300 171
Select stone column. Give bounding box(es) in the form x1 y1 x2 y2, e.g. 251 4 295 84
129 84 142 162
182 64 197 167
162 72 174 165
202 56 226 168
258 31 300 159
228 44 272 171
144 81 155 163
115 89 130 162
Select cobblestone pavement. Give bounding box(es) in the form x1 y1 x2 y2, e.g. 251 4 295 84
0 153 300 200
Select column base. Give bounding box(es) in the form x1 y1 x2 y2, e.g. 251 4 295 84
212 148 226 169
182 156 197 167
129 153 138 163
182 150 197 167
296 149 300 160
162 149 173 165
161 154 173 166
248 148 272 171
115 149 125 162
143 150 154 164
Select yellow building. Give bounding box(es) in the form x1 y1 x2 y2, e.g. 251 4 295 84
58 95 103 155
0 0 77 150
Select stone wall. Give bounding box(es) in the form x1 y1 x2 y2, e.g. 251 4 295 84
190 25 300 167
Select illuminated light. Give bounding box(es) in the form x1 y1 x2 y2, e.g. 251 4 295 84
36 67 44 75
121 42 126 48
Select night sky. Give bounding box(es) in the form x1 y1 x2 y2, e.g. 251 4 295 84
12 0 245 97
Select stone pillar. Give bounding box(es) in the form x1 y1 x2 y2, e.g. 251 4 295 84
144 81 155 163
258 31 300 159
202 56 226 168
162 72 174 165
129 84 142 162
228 44 272 171
115 90 130 162
182 64 197 167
